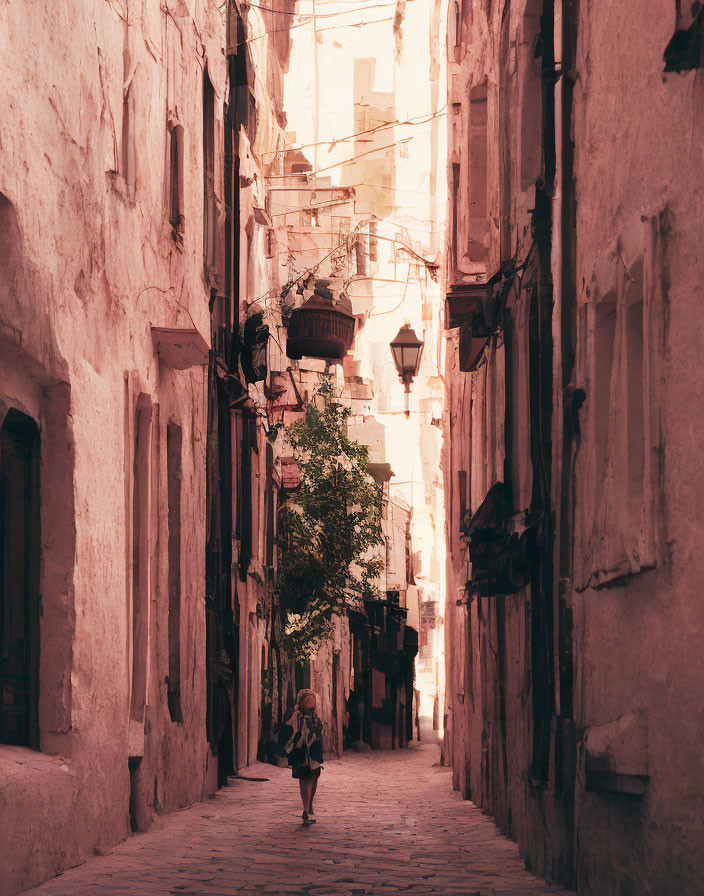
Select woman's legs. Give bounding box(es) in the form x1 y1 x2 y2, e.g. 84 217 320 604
309 772 319 812
298 777 314 813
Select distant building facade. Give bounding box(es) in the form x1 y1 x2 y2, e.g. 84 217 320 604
278 0 449 734
443 1 704 894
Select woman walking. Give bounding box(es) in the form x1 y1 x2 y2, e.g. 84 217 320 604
284 689 324 826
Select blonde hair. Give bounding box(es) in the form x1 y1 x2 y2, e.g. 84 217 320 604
296 688 317 711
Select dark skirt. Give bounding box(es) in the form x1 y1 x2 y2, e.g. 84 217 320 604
292 765 322 780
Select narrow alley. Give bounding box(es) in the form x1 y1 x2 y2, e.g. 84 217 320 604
24 732 567 896
2 1 704 895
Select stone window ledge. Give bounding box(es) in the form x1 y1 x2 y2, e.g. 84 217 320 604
0 744 72 784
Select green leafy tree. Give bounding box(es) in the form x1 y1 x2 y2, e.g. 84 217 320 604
276 382 385 661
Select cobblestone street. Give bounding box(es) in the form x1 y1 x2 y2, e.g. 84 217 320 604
25 735 569 896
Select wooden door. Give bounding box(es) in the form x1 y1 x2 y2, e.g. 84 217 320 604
0 410 40 747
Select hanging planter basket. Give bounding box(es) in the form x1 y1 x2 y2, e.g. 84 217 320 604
285 280 355 363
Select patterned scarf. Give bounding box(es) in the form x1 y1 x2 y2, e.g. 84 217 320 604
284 712 323 770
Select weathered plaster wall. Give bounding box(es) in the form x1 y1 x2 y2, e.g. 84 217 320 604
569 4 704 893
227 1 297 772
0 2 225 892
443 0 534 816
443 1 704 894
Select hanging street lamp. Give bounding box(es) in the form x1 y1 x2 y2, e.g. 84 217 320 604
390 324 424 417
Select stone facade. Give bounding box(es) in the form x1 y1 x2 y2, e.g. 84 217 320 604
0 2 226 893
0 2 431 892
215 0 420 772
204 0 298 779
443 1 704 894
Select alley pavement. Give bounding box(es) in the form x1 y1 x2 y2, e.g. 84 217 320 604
25 734 569 896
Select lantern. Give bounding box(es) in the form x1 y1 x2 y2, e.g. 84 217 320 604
390 325 424 417
390 325 424 389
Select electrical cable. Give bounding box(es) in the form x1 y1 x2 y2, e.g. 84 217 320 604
244 1 396 18
245 226 361 308
270 197 356 218
270 197 442 217
265 133 420 179
261 106 447 158
275 226 436 272
296 0 396 5
270 210 443 234
348 176 447 194
235 13 394 47
368 267 411 317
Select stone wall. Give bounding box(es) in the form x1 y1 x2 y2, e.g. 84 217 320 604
443 1 704 893
0 2 225 892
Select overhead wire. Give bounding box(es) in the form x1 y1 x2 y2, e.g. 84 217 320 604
233 0 447 175
244 0 392 10
261 106 447 158
244 1 397 17
234 8 446 167
348 178 446 195
232 3 445 315
245 226 361 309
265 132 431 179
235 13 394 47
368 267 411 317
270 203 442 231
247 208 439 314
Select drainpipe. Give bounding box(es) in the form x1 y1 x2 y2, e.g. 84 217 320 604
527 0 557 787
557 0 579 887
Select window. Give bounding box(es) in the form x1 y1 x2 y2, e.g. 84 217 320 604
265 443 275 573
468 83 489 262
664 2 704 71
0 410 40 747
457 469 468 531
169 124 185 239
121 86 134 186
593 291 617 482
266 227 275 259
121 44 136 191
356 229 369 276
451 162 460 273
130 394 152 724
578 217 662 588
520 0 542 190
454 1 461 48
203 69 216 272
167 421 183 724
369 220 378 263
624 263 646 547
